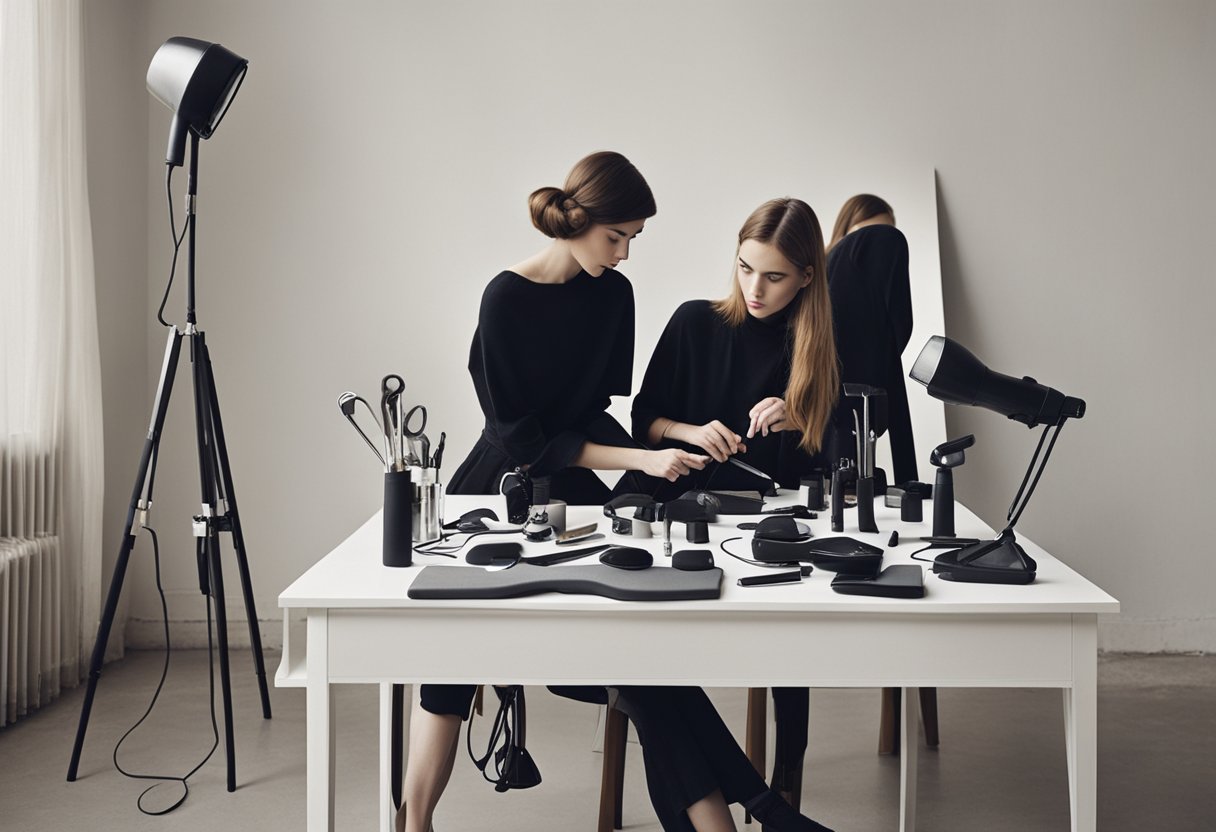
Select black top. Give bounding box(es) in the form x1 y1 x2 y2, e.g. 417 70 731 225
616 299 821 501
447 268 637 503
827 224 917 483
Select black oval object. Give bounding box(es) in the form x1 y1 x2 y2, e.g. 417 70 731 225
599 546 653 570
466 541 522 566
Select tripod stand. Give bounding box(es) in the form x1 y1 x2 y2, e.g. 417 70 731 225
67 133 271 792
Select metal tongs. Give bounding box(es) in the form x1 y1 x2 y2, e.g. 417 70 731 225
337 392 386 469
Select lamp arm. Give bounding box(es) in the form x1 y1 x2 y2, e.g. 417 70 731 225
1003 420 1068 531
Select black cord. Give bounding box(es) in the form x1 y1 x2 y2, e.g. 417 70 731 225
717 536 797 568
157 165 190 328
112 526 220 815
466 686 514 789
415 529 517 556
909 543 942 563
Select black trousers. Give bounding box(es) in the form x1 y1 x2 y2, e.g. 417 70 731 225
771 687 810 791
417 684 769 831
614 686 769 831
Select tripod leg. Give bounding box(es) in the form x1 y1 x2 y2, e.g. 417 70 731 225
67 521 136 781
191 330 238 792
206 529 238 792
201 340 272 719
68 329 182 782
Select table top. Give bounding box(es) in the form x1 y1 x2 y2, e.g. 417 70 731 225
279 492 1118 615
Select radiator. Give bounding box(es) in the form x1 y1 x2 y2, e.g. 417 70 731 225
1 440 69 728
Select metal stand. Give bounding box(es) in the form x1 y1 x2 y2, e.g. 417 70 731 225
67 133 271 790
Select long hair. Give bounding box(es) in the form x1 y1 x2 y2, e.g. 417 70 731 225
711 198 838 453
528 151 657 239
829 193 893 250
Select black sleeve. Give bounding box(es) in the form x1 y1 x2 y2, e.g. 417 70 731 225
630 306 687 447
582 283 639 451
474 290 587 476
881 229 913 353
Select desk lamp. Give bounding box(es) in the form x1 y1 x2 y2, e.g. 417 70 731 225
909 336 1086 584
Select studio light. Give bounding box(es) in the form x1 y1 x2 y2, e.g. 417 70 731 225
68 38 267 800
146 36 248 167
910 336 1086 584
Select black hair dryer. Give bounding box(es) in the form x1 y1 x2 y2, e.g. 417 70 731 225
929 434 974 537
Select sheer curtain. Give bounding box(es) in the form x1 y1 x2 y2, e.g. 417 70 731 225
0 0 104 725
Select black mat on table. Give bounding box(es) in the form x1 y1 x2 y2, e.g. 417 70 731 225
407 562 723 601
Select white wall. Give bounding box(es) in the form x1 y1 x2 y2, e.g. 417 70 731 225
84 0 149 656
86 1 1216 652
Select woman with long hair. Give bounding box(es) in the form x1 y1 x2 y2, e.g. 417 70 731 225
827 194 917 485
614 197 839 821
620 197 838 498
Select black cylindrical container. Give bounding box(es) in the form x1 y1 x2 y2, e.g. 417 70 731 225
830 469 846 533
856 477 879 533
901 491 923 522
383 469 413 567
932 468 955 537
686 520 709 544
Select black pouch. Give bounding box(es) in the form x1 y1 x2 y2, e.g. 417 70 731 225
469 685 543 792
831 564 924 598
807 536 883 575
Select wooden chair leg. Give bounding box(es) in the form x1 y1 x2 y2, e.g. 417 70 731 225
599 702 629 832
878 687 900 755
919 687 940 748
744 688 767 824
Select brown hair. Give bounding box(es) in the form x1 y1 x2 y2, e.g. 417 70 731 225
829 194 894 250
528 151 657 239
712 198 839 453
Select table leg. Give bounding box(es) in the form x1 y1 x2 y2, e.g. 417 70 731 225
1065 616 1098 832
899 686 919 832
307 611 335 832
380 683 392 832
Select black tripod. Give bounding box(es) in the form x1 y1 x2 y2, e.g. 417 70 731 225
67 133 271 791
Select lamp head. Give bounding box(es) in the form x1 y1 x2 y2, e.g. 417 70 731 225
147 37 248 167
910 336 1085 428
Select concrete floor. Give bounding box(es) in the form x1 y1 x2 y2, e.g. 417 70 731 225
0 651 1213 831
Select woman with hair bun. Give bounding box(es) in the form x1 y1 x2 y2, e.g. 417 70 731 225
444 150 708 504
400 153 835 832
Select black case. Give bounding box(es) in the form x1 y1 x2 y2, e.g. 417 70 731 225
831 564 924 598
806 537 884 575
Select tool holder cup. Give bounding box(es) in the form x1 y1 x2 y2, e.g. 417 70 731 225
411 466 445 546
383 467 446 567
383 469 414 567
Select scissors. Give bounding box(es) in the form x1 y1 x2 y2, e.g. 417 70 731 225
380 374 405 471
402 403 428 466
337 392 386 469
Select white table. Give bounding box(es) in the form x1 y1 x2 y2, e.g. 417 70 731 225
277 494 1117 832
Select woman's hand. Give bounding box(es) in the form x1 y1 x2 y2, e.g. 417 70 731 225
671 420 746 463
747 397 788 438
642 448 710 482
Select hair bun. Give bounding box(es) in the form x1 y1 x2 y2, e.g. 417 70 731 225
528 186 589 239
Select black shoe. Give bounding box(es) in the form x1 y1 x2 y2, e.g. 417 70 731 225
746 789 834 832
